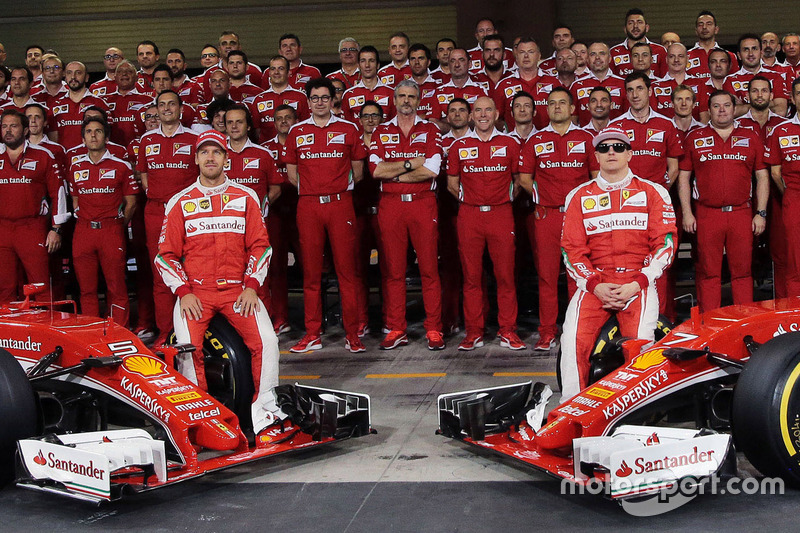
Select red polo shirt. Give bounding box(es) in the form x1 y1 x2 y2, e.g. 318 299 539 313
283 114 367 196
680 124 766 207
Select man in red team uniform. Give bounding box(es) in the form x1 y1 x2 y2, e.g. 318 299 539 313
279 34 321 90
472 35 512 97
326 38 360 89
408 44 440 119
737 76 789 299
678 91 769 312
136 41 160 92
224 104 281 213
0 109 69 302
519 87 598 351
571 42 628 126
261 105 299 335
151 65 197 129
766 80 800 295
611 72 683 319
781 34 800 80
439 98 471 335
447 96 526 351
249 56 309 142
341 46 395 122
137 90 199 345
89 47 124 98
609 9 668 78
166 49 204 108
611 73 682 187
378 32 412 88
226 51 263 103
494 39 560 131
218 31 263 87
724 34 789 118
539 26 575 75
430 48 488 130
224 104 281 308
0 67 43 115
156 129 282 439
69 117 138 325
467 18 515 73
50 62 113 150
430 38 455 85
651 43 710 122
369 79 444 351
34 55 68 109
687 11 739 79
105 61 152 147
559 125 676 400
284 78 366 354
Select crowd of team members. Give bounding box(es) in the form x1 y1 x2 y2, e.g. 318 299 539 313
2 7 800 354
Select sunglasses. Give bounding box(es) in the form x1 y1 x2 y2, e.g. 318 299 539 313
201 53 219 59
340 47 358 53
596 142 629 153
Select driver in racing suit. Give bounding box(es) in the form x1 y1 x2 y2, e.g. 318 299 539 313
155 129 283 437
559 125 676 400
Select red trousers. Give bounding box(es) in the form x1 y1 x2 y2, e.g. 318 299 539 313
457 203 517 334
73 219 130 326
172 285 279 434
783 191 800 296
265 188 300 327
296 193 359 336
533 206 575 338
560 272 659 400
769 191 787 298
438 191 462 331
377 193 442 332
355 210 385 326
0 217 50 302
130 193 155 329
695 204 753 313
144 200 176 338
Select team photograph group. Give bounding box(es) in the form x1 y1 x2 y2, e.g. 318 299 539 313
2 6 799 422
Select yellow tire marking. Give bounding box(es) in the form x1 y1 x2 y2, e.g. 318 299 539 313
779 361 800 456
279 375 321 380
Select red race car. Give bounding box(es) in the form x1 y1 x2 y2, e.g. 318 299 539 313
0 285 373 503
438 300 800 510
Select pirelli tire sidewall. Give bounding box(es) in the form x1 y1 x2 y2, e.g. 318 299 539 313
0 348 38 484
732 331 800 486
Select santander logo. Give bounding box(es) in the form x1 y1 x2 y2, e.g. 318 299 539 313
616 460 633 477
33 450 46 465
646 432 660 446
586 222 598 231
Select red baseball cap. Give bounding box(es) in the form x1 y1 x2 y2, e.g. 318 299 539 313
195 129 228 151
592 126 631 147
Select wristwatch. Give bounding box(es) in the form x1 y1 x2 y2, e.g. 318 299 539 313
757 210 767 218
403 160 412 172
50 226 62 235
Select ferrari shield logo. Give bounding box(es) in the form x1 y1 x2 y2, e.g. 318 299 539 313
222 194 230 204
622 190 630 200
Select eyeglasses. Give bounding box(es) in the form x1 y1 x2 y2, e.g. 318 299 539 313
334 87 345 93
144 114 159 120
43 65 61 72
104 54 122 60
309 95 332 103
340 47 358 53
360 113 381 120
201 53 219 59
596 142 629 154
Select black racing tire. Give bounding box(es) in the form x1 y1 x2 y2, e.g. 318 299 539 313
555 315 673 391
0 348 38 485
732 332 800 486
169 316 255 428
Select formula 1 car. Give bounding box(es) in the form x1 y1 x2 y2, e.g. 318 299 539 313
0 285 373 503
437 299 800 507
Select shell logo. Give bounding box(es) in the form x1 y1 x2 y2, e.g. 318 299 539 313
630 349 666 370
123 355 167 377
583 198 596 210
